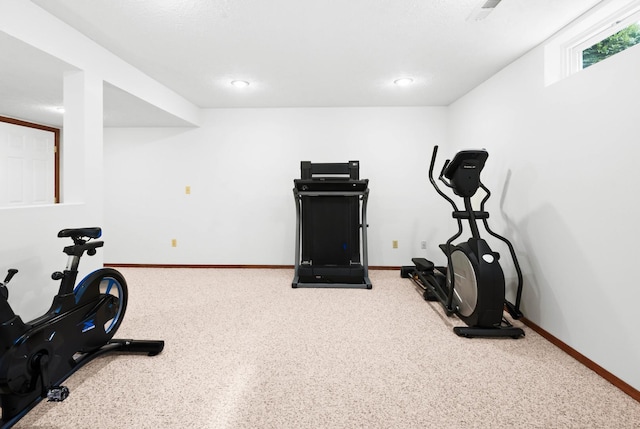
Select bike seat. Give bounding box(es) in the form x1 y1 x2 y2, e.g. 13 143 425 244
58 227 102 239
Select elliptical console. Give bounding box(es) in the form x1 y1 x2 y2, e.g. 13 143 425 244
401 146 524 338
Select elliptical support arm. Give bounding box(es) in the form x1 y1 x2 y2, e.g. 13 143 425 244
430 146 465 312
478 181 524 319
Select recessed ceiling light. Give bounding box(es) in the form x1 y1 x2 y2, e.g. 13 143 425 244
394 78 414 86
231 80 250 88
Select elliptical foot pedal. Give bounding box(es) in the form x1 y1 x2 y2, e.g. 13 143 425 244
411 258 434 272
47 386 69 402
423 289 438 301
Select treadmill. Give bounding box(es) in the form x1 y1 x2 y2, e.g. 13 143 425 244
292 160 372 289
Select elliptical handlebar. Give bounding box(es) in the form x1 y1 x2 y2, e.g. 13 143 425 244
439 161 450 181
428 145 438 180
477 181 524 318
429 145 459 212
478 181 491 212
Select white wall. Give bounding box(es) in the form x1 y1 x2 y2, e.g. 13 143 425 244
0 1 198 321
448 42 640 390
103 107 449 267
0 204 97 321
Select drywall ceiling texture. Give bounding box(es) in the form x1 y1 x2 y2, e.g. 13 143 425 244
4 0 602 127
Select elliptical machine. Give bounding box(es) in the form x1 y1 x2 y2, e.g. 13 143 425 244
401 146 524 338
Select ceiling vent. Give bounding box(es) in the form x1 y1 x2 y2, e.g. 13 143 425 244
468 0 502 21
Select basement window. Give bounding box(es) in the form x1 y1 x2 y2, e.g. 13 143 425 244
573 9 640 72
545 0 640 85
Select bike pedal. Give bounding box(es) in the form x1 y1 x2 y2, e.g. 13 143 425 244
47 385 70 402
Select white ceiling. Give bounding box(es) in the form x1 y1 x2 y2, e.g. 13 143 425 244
1 0 603 127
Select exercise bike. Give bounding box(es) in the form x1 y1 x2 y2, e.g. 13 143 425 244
0 227 164 428
401 146 525 339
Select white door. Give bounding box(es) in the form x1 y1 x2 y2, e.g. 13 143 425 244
0 121 55 207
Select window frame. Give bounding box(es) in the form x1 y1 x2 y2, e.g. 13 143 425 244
568 2 640 75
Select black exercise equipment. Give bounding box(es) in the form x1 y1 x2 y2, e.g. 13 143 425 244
0 228 164 428
293 161 372 289
401 146 524 338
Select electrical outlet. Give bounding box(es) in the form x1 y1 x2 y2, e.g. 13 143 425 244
171 239 177 247
392 240 398 249
421 241 427 249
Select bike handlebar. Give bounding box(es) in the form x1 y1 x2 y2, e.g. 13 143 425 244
63 241 104 257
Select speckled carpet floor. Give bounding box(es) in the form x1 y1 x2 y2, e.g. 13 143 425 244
14 268 640 428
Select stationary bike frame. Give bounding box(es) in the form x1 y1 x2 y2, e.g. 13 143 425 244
0 228 163 428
